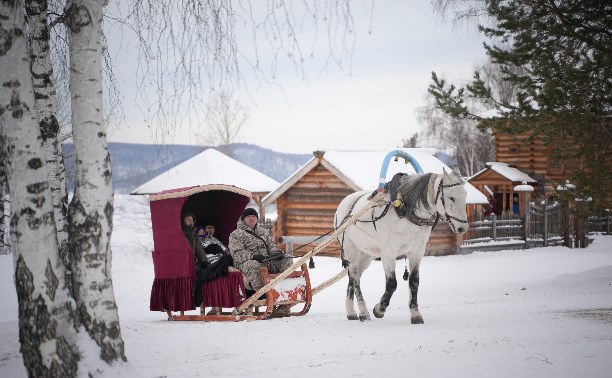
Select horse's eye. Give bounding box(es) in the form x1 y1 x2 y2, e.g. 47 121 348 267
449 197 456 202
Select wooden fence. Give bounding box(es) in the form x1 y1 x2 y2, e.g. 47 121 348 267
460 200 606 253
586 210 610 234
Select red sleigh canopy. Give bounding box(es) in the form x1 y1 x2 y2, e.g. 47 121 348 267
147 185 251 312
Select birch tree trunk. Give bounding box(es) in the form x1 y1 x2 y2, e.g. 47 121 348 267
65 0 126 363
0 175 8 255
0 2 81 376
26 0 71 288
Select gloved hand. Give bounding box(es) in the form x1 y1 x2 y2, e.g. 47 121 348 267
270 252 285 261
252 254 265 263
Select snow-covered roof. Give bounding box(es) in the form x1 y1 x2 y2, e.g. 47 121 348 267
131 148 280 195
263 148 488 205
479 162 537 183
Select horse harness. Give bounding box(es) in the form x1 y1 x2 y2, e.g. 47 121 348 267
382 172 469 228
336 173 468 267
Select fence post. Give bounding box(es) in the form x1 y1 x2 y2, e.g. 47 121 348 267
543 199 548 247
521 192 531 249
491 213 497 241
606 209 610 235
285 241 294 254
563 198 571 248
514 182 534 249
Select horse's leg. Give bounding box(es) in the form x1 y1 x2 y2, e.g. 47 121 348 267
408 260 424 324
351 254 372 322
373 256 397 319
345 272 359 320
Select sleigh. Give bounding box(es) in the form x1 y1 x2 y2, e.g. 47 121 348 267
144 184 313 321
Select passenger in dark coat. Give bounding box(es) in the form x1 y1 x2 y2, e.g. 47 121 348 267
182 212 209 268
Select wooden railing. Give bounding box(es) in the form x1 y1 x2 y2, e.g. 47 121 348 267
462 213 524 245
461 200 603 252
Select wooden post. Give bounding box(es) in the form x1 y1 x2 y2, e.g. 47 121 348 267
556 180 576 248
606 209 610 235
519 191 531 248
543 199 548 247
252 194 266 222
513 183 533 249
562 198 571 248
491 213 497 240
285 241 293 254
524 198 530 249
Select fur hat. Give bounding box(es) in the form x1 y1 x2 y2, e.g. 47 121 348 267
240 208 259 220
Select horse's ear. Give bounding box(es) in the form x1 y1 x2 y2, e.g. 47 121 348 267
452 166 462 177
442 168 451 179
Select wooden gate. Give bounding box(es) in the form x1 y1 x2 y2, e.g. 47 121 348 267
526 200 564 247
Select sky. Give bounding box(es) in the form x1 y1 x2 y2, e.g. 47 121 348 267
1 195 611 377
105 1 488 154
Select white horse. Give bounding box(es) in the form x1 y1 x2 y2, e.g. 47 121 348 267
334 169 469 323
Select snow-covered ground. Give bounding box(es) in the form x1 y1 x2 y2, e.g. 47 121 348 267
1 195 611 377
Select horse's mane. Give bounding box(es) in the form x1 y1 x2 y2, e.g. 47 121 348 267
397 173 435 214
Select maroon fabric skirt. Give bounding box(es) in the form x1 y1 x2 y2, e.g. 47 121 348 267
150 276 195 312
202 271 246 307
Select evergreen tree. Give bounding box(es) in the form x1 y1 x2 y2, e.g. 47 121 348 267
428 0 611 207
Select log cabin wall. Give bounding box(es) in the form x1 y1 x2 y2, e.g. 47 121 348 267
426 223 460 256
274 163 353 256
494 132 572 194
496 133 547 176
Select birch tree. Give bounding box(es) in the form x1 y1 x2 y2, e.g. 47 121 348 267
417 97 494 176
1 0 128 374
198 90 249 157
0 2 82 376
0 173 8 255
417 57 518 176
26 0 71 287
65 0 126 363
125 0 362 145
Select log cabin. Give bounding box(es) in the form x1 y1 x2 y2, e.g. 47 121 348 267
468 162 538 218
468 128 612 214
262 148 488 257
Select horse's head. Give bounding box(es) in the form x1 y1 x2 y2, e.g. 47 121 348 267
437 169 469 234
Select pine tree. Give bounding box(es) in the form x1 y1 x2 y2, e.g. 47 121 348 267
429 0 611 207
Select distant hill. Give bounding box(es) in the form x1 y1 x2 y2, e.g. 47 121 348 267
62 143 311 193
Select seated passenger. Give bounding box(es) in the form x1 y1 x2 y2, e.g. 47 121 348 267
197 224 229 261
196 224 233 316
229 208 292 316
182 212 209 270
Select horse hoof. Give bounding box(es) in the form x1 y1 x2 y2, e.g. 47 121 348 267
359 314 371 322
411 316 424 324
347 314 359 321
373 304 385 318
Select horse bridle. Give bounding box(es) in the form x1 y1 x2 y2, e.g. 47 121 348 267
434 178 469 227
